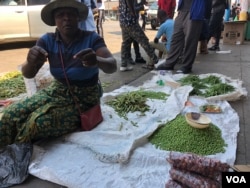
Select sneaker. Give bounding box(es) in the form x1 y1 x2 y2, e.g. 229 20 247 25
208 46 220 51
176 69 192 74
135 57 146 63
156 63 174 71
120 66 133 72
129 60 136 65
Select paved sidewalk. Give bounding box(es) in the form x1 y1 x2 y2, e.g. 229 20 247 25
7 20 250 187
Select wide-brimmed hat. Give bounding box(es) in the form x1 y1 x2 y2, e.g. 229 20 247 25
41 0 88 26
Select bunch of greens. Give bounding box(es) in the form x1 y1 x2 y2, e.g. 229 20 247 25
178 75 235 97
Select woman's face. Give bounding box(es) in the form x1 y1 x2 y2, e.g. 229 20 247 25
54 7 79 36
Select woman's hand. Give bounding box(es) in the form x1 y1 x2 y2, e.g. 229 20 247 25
22 46 48 78
27 46 48 69
74 48 98 67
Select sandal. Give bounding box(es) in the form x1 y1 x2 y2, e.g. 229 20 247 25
142 64 155 70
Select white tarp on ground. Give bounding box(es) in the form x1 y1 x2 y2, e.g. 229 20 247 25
28 72 242 188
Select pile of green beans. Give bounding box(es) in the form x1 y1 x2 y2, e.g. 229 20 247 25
0 71 26 99
149 115 227 155
106 90 168 118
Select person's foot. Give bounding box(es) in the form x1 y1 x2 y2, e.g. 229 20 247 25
142 64 154 70
208 46 220 51
120 65 133 72
128 60 136 65
156 63 174 70
176 68 192 74
135 57 146 63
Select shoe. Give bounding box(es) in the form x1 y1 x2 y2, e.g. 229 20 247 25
128 60 136 65
156 63 174 71
120 66 133 72
176 69 192 74
153 58 159 64
208 46 220 51
199 40 208 54
142 64 154 70
135 57 146 64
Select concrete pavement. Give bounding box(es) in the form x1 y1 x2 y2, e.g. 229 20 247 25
3 20 250 187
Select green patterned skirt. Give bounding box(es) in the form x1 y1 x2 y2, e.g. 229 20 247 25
0 80 101 147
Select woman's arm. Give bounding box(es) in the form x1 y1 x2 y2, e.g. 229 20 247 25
21 46 48 78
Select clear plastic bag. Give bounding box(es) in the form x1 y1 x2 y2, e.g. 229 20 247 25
0 143 33 187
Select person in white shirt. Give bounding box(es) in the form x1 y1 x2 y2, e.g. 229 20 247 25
78 0 97 31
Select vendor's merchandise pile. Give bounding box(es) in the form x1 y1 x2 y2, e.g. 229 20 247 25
166 152 230 188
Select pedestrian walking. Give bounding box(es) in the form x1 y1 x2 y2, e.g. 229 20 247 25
207 0 229 51
96 0 105 37
118 0 158 71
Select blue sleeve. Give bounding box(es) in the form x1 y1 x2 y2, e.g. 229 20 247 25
91 0 97 9
156 26 165 39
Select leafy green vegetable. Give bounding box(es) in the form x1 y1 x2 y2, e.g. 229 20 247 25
0 71 26 99
178 75 235 97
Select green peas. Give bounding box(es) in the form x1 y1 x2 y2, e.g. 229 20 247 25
149 115 227 155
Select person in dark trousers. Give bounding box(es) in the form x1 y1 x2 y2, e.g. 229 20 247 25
207 0 229 51
198 0 212 54
96 0 105 38
140 1 148 31
157 0 210 74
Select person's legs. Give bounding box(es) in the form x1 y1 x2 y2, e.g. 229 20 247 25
149 41 168 58
129 23 158 67
0 83 81 146
180 16 203 73
120 25 134 71
141 14 146 31
97 9 104 37
199 20 209 54
132 39 146 63
208 10 224 51
157 11 186 70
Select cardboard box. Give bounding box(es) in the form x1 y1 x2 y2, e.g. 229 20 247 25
223 21 247 44
232 165 250 172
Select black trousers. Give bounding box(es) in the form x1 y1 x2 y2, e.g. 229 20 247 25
208 10 225 47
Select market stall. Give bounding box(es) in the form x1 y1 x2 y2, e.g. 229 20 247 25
24 71 246 188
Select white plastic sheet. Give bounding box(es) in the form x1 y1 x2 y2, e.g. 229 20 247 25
29 73 240 188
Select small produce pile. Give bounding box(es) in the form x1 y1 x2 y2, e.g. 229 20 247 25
149 115 227 155
165 152 230 188
0 71 26 99
178 75 235 97
106 90 168 118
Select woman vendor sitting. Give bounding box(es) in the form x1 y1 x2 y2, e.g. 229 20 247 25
0 0 117 147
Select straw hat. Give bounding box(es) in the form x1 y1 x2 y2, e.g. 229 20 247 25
41 0 89 26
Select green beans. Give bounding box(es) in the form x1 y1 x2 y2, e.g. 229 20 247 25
106 90 168 118
149 115 227 155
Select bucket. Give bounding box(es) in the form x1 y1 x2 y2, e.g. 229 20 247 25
239 11 248 21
